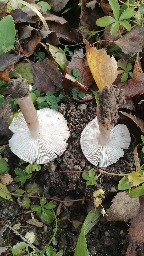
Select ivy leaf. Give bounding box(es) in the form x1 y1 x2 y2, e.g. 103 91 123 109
96 16 115 27
108 0 120 20
0 183 13 201
118 176 131 190
0 15 15 55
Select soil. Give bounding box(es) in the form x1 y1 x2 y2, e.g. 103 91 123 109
0 98 137 256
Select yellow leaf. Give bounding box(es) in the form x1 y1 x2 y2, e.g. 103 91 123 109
86 43 118 90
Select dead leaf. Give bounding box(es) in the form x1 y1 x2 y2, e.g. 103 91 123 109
115 26 144 54
0 173 13 185
106 192 140 222
120 111 144 133
44 14 67 24
86 42 118 90
0 54 21 72
0 97 13 143
26 219 43 227
126 196 144 256
11 9 35 23
0 247 9 255
67 49 94 89
123 80 144 99
48 0 70 12
20 28 42 57
63 73 88 92
133 55 144 81
31 58 62 93
48 22 82 43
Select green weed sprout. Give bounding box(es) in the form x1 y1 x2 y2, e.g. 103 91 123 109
96 0 135 35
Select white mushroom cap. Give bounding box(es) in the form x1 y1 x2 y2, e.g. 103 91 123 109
9 108 70 164
80 117 131 167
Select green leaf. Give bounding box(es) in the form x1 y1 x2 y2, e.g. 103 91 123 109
119 20 131 31
38 1 51 12
126 63 132 71
0 15 15 55
44 201 56 210
108 0 120 20
12 242 27 256
110 21 119 35
42 209 54 223
22 197 31 209
141 135 144 143
96 16 115 27
0 158 8 174
74 208 101 256
118 176 131 190
14 168 32 184
31 205 42 217
45 246 53 256
121 72 128 82
10 63 33 83
48 44 68 70
56 250 63 256
129 184 144 198
0 183 13 201
0 94 4 106
119 8 135 21
40 197 47 207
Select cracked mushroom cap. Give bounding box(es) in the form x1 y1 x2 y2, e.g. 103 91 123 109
9 108 70 164
80 117 131 167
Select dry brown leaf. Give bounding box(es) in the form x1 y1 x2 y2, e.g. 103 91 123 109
67 49 94 89
120 111 144 133
11 9 35 23
86 43 118 90
48 0 70 12
0 97 13 145
0 54 21 81
48 22 82 43
0 247 9 255
0 173 13 185
115 26 144 54
31 58 62 93
26 218 43 227
126 196 144 256
123 80 144 99
20 29 42 57
106 191 140 222
63 73 87 92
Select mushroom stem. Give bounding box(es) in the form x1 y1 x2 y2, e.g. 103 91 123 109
17 95 39 135
98 124 110 145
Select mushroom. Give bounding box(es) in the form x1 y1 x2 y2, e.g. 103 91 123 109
8 78 70 164
80 86 131 167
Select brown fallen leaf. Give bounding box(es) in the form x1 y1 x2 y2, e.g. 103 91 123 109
0 53 21 72
115 26 144 54
126 196 144 256
63 72 88 93
0 247 9 255
0 97 13 144
48 0 70 12
67 49 94 90
20 28 42 57
11 9 35 23
106 191 140 222
120 111 144 133
26 218 43 227
86 42 118 90
48 22 82 43
0 173 13 185
31 58 62 93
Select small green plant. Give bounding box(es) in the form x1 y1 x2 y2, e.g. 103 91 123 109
69 68 86 100
118 62 133 82
118 136 144 198
96 0 135 35
34 51 46 62
0 157 8 174
14 168 32 185
32 89 65 110
82 169 99 186
31 198 56 224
